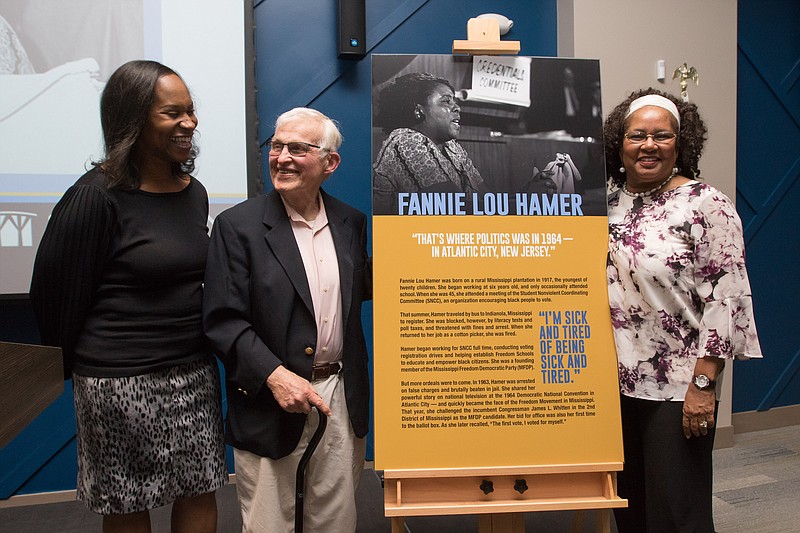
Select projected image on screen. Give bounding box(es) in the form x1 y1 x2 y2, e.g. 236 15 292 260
0 1 143 175
0 1 144 294
0 0 251 294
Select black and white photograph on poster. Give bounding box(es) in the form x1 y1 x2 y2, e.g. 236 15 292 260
371 54 606 217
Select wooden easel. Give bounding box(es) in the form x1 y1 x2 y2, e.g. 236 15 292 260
384 463 625 532
379 21 626 533
452 17 520 56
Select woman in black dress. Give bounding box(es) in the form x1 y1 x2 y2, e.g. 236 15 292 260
30 60 227 532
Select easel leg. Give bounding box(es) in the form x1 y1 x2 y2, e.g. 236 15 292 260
478 513 525 532
572 509 612 533
595 509 611 533
391 516 405 533
571 510 586 532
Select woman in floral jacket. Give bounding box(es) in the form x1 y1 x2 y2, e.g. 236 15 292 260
604 88 762 533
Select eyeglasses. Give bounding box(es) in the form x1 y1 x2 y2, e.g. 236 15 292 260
624 131 677 144
268 140 326 157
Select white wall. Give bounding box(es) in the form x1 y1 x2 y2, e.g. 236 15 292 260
560 0 738 199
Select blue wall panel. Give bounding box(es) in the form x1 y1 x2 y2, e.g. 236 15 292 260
0 386 77 496
734 0 800 412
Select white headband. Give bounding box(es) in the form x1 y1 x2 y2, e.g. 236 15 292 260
625 94 680 126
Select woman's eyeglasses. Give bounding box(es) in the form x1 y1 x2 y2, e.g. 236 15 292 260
623 132 677 145
268 140 326 157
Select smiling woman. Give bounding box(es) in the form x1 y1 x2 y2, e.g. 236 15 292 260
99 61 199 191
135 74 199 192
603 88 762 533
29 60 227 533
372 72 489 215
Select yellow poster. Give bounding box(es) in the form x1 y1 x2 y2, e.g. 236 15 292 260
372 55 622 471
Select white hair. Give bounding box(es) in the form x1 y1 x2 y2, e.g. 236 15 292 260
274 107 342 152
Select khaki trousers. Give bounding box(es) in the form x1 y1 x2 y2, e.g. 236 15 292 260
234 373 365 533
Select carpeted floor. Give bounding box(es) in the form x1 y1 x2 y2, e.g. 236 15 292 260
711 424 800 533
1 424 797 532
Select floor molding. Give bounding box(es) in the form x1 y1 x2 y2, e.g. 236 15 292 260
714 405 800 449
0 475 241 509
715 424 735 449
732 404 800 434
0 489 76 509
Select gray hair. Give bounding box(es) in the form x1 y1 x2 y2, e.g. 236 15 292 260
275 107 342 152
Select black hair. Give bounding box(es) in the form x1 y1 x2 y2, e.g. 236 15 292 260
603 87 707 188
376 72 455 133
98 60 197 188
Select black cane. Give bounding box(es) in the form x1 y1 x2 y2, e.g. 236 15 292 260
295 407 328 533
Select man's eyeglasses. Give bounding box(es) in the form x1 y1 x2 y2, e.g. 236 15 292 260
268 140 326 157
623 131 677 145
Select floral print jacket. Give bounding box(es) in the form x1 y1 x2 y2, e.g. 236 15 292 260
607 181 762 401
372 128 484 214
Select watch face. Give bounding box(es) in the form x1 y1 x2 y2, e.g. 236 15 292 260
694 375 710 388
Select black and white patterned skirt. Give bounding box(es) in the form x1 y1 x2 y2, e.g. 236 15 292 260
72 357 228 515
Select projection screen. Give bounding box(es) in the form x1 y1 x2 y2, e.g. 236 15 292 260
0 0 257 295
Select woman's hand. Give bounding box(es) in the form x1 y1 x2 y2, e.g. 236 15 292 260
682 384 716 439
682 357 724 438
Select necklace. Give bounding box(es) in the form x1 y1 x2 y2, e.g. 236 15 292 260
621 171 675 199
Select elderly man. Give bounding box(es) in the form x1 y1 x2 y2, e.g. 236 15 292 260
203 107 371 532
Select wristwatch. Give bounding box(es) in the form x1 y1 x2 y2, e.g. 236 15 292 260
692 374 716 391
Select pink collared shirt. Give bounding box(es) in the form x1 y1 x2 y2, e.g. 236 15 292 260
283 195 343 366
